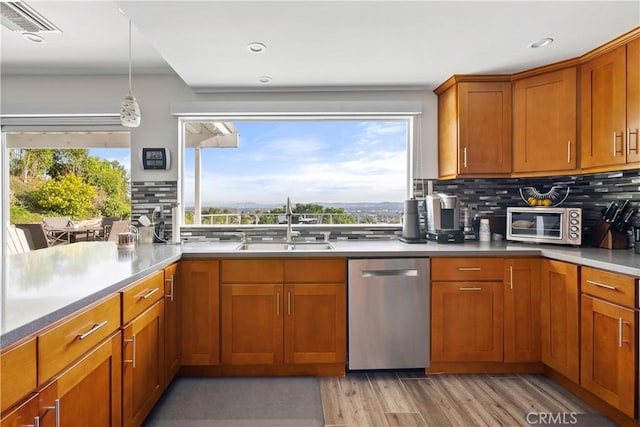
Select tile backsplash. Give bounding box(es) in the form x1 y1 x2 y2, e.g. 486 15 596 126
131 181 178 241
419 169 640 245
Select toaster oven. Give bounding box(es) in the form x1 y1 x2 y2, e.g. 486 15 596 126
506 207 582 246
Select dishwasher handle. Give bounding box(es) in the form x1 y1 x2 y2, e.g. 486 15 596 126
361 269 419 278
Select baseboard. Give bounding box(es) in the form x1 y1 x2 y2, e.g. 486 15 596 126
426 361 544 374
179 363 345 377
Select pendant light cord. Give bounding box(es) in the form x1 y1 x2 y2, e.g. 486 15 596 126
128 19 132 94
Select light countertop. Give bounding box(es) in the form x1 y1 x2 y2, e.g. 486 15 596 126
3 239 640 348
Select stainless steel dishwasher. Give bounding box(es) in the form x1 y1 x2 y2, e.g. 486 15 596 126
348 258 430 370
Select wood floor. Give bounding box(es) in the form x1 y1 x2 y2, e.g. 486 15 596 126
319 372 600 427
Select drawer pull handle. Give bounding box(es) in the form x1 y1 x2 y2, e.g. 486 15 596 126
509 266 513 289
139 287 160 300
459 287 482 291
287 291 291 316
619 318 630 348
165 276 175 301
276 292 280 316
26 416 40 427
76 320 108 340
124 335 137 368
458 267 481 271
43 399 60 427
586 280 617 291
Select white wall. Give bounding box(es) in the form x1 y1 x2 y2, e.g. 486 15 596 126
1 73 438 181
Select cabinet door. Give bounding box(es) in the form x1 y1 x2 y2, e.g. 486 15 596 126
458 82 512 175
0 338 36 414
221 284 283 365
504 258 541 362
513 68 577 172
181 260 220 365
431 282 503 362
581 45 627 169
627 38 640 163
580 295 636 417
284 284 346 365
123 301 164 427
438 84 459 179
0 394 39 427
39 332 122 427
164 263 180 386
540 260 579 383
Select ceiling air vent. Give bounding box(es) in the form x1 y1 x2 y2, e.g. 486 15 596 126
0 1 61 33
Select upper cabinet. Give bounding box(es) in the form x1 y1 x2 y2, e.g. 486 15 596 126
513 67 578 174
435 78 512 179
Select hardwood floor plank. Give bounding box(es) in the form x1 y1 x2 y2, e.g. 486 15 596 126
401 378 477 426
520 375 596 413
367 373 417 413
384 412 427 427
337 373 389 427
466 375 530 425
319 377 348 426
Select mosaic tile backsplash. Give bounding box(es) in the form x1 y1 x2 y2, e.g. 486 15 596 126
131 181 178 241
424 169 640 246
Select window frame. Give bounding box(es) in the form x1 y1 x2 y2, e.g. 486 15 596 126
178 114 416 228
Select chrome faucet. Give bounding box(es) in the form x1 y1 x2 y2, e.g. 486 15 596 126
285 197 299 243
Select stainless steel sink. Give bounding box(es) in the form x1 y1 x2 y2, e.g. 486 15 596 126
236 241 334 251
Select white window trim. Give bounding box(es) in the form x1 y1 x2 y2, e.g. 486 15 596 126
178 113 417 227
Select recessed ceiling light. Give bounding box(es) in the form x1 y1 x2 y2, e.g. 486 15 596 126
22 32 45 43
257 76 272 84
528 38 554 49
247 42 266 53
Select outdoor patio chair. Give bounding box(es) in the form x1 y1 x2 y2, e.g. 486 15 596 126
107 220 131 242
15 223 51 250
7 225 31 254
43 216 72 245
100 216 121 240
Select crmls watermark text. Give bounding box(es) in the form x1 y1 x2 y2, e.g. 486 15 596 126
526 412 579 425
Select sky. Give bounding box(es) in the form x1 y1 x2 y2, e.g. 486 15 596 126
183 120 408 207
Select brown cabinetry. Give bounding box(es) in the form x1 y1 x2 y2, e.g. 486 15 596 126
540 259 579 383
0 338 36 414
121 273 165 427
220 259 346 369
431 258 504 362
503 258 541 362
180 260 220 366
513 67 577 173
581 37 640 170
163 263 180 386
435 79 512 179
580 267 637 418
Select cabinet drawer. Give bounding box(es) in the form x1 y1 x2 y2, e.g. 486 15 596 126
0 338 36 413
581 267 636 308
122 270 165 324
38 294 120 385
431 258 504 281
221 259 283 283
284 258 346 283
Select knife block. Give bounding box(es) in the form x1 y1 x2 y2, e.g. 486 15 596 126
594 218 629 249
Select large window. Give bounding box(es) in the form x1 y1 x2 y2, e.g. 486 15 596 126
182 118 412 226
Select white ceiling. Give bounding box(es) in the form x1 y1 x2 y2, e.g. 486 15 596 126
1 1 639 92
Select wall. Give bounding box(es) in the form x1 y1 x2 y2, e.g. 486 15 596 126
0 74 439 182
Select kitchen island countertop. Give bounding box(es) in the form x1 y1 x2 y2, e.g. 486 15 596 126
3 239 640 348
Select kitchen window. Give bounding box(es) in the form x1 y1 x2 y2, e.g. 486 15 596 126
180 116 415 226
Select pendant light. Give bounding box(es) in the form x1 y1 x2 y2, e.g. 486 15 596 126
120 19 141 127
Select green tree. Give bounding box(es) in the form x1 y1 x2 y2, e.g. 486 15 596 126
48 149 90 178
83 157 130 217
10 149 55 183
31 173 97 218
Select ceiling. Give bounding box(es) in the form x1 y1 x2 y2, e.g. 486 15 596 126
1 1 639 92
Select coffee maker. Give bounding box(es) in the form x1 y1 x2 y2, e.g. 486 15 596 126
425 192 464 243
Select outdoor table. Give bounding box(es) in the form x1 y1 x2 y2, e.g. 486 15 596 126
46 225 104 245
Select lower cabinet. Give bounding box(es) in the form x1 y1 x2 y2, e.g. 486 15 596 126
540 259 579 383
581 295 636 417
122 300 164 427
180 260 220 366
431 282 504 362
163 263 180 386
1 333 122 427
220 258 346 370
504 258 541 363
